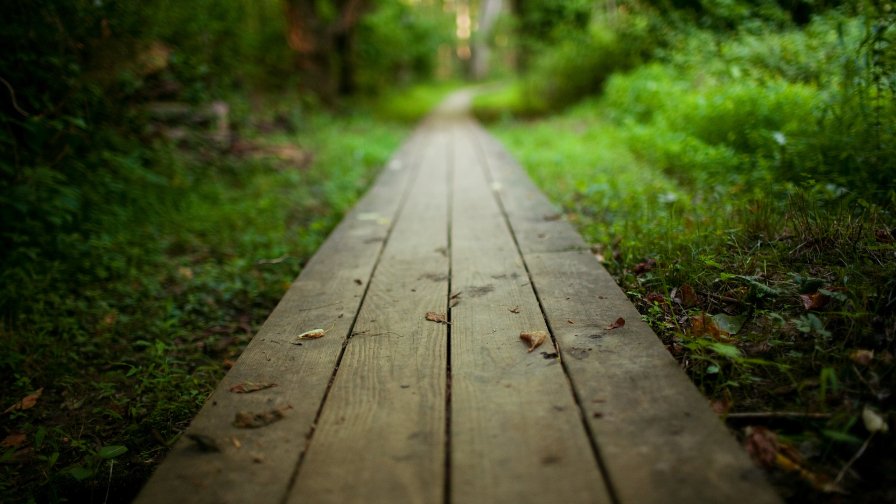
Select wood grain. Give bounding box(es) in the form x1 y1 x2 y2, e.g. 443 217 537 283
471 123 781 504
286 123 452 504
449 121 610 504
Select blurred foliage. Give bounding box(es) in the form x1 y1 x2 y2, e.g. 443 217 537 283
0 0 437 500
485 0 896 500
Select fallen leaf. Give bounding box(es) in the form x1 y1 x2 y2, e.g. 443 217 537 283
606 317 625 330
186 433 220 452
520 331 548 352
862 406 889 433
1 433 26 448
710 398 731 416
296 328 326 341
675 284 699 308
449 293 461 308
744 426 779 468
508 306 520 314
646 292 666 304
425 312 450 325
633 258 656 275
231 436 242 448
3 388 43 414
567 319 574 324
801 291 830 311
229 382 277 394
711 313 747 335
850 349 874 366
689 313 730 341
233 405 292 429
177 266 194 280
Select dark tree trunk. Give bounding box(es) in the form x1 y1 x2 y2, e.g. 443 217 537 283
284 0 367 100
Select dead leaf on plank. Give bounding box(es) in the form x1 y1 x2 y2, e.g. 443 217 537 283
520 331 548 352
425 312 450 325
606 318 625 330
449 292 462 308
186 433 221 452
3 388 43 414
233 405 292 429
231 436 242 448
295 329 326 341
1 433 26 448
229 382 278 394
509 306 520 314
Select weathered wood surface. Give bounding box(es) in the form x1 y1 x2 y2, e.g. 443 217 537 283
136 93 780 504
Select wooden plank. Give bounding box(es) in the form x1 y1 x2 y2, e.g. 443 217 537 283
470 123 782 504
285 124 452 503
449 121 611 504
134 124 433 504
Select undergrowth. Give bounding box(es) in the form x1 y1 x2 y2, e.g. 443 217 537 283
484 6 895 502
0 94 407 502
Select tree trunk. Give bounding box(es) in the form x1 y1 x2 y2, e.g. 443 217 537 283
283 0 367 100
471 0 504 80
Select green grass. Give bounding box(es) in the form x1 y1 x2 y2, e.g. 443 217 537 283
0 95 408 503
485 57 895 501
371 80 463 123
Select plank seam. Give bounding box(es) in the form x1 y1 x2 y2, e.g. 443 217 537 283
466 122 622 504
443 122 455 504
280 125 430 503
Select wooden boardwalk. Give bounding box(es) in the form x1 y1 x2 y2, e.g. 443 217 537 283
136 93 780 504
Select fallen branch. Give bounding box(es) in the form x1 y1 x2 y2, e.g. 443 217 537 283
726 411 832 420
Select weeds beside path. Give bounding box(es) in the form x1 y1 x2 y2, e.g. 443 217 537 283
0 96 411 503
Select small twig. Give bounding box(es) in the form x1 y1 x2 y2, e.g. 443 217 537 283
725 411 832 420
834 433 874 486
103 459 114 504
0 77 30 117
255 254 289 265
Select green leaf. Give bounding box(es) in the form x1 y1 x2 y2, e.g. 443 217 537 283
711 313 747 335
66 465 94 481
706 364 720 374
708 342 742 359
821 429 863 445
97 445 127 459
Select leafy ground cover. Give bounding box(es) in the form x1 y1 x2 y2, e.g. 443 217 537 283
479 7 894 503
0 93 411 502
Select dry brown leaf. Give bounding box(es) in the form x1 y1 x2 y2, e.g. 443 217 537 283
508 306 520 314
676 284 699 308
744 426 779 468
689 313 729 340
229 382 277 394
850 349 874 366
3 388 43 414
231 436 242 449
296 328 326 340
233 405 292 429
520 331 548 352
425 312 450 325
1 433 26 448
633 258 656 275
606 317 625 330
800 291 830 311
